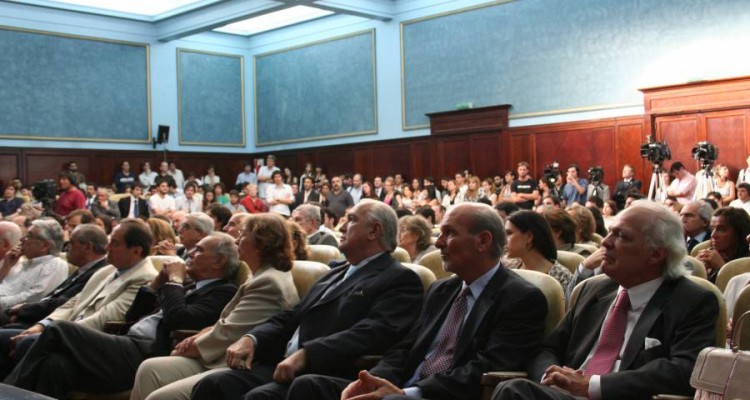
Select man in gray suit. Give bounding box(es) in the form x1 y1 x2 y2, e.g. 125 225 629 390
493 200 719 400
291 204 338 247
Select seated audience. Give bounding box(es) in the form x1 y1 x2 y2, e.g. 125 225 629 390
383 179 403 210
292 204 338 247
176 183 203 214
287 220 310 261
94 214 114 235
130 214 300 400
441 180 460 209
147 218 177 255
202 190 216 209
566 204 598 247
5 232 238 398
542 208 592 256
118 185 149 219
397 215 436 263
0 219 68 312
729 182 750 214
679 201 712 253
492 200 718 400
696 206 750 282
587 206 608 238
153 213 213 261
202 165 221 188
714 163 736 206
190 200 423 400
287 203 547 400
240 184 264 214
0 186 23 217
149 181 176 217
494 201 520 224
213 183 230 206
222 213 250 239
90 187 120 220
504 210 572 290
226 190 247 213
206 203 232 232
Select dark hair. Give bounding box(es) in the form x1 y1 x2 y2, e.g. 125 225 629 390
95 214 114 235
271 171 283 180
494 201 520 215
604 200 619 215
587 206 608 237
567 164 580 175
508 210 557 262
586 196 604 209
543 209 577 246
244 213 294 271
395 208 412 219
184 182 197 192
286 220 309 262
669 162 685 173
712 207 750 260
701 198 719 210
322 207 338 226
543 195 562 206
59 171 77 186
414 206 436 224
213 182 226 194
119 219 153 258
67 209 95 224
738 183 750 192
206 203 232 230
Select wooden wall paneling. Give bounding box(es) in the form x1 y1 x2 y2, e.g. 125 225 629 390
469 133 502 178
353 149 372 180
0 153 19 187
508 132 533 174
436 137 471 181
318 148 356 178
704 109 750 176
614 117 647 187
654 114 701 172
408 141 431 181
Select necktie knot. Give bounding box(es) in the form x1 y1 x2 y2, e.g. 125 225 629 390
613 289 630 311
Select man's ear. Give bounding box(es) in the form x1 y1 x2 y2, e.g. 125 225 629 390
476 231 492 253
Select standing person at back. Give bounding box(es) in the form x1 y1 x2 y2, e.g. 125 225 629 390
257 155 280 199
327 176 355 219
511 162 540 210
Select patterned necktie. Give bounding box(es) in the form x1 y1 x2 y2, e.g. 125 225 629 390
418 287 472 378
585 289 631 375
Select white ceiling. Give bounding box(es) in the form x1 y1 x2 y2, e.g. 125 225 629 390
5 0 397 40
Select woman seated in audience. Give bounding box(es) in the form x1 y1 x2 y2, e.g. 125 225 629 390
322 207 338 233
441 180 461 209
713 163 736 206
401 186 416 211
398 215 437 263
504 210 572 290
93 214 114 235
566 203 599 247
361 181 378 200
696 207 750 282
226 190 247 214
587 205 608 237
202 190 216 209
282 167 297 186
287 220 309 261
382 180 403 209
481 178 498 206
498 170 516 201
240 184 264 214
130 213 299 400
147 217 177 255
206 203 232 232
213 183 230 206
319 182 330 207
541 208 592 256
201 164 221 187
460 176 483 203
663 195 682 214
421 177 441 205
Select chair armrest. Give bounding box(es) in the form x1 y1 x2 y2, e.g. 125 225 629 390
354 355 382 370
103 320 133 335
652 395 692 400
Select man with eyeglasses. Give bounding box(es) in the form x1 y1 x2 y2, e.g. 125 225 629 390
153 213 214 261
0 220 67 312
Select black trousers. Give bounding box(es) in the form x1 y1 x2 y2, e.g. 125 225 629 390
3 320 151 399
191 364 283 400
492 378 581 400
286 374 423 400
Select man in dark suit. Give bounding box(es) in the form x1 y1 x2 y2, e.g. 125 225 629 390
679 201 712 253
292 204 338 248
118 185 149 219
493 200 719 400
287 202 548 400
4 232 238 398
613 164 642 210
190 199 424 400
2 224 109 328
294 177 320 208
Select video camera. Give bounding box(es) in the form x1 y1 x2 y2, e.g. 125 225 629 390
691 141 718 169
542 161 561 187
32 179 58 215
588 166 604 185
640 135 671 165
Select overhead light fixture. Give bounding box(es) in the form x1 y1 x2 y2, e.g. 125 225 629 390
214 5 334 36
11 0 217 19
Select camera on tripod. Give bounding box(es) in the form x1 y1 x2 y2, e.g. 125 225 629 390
691 141 718 169
588 166 604 185
542 161 561 188
32 179 58 214
640 135 672 165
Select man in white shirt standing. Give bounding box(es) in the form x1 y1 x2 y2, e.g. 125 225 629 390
139 161 158 189
168 162 185 191
257 155 280 199
266 171 293 217
737 154 750 185
0 220 68 312
235 163 258 191
729 183 750 214
148 181 176 217
347 173 364 204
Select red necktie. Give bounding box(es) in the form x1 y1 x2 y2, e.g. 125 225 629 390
418 287 471 378
585 289 630 375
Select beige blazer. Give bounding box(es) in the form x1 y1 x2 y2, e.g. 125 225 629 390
46 258 158 331
195 266 299 369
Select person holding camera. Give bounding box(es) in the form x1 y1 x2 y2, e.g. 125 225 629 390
561 164 588 206
586 166 610 202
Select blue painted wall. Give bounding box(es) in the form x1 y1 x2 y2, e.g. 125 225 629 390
1 0 749 154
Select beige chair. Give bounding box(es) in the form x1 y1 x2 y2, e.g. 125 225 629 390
688 276 727 348
418 249 453 280
306 244 342 265
732 285 750 350
683 256 707 280
575 243 598 255
716 257 750 293
689 240 711 257
556 250 584 274
591 233 604 246
480 269 565 399
291 260 330 298
402 263 437 293
392 247 411 263
233 261 251 287
108 192 130 203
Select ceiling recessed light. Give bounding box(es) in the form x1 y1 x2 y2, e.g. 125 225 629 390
214 5 334 36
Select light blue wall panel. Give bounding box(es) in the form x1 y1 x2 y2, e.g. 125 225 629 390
254 30 377 146
0 26 150 142
177 49 245 146
402 0 750 129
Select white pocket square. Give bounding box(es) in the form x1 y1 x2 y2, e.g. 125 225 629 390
644 337 662 350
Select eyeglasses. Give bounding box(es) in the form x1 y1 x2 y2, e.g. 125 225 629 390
178 223 193 232
22 233 44 242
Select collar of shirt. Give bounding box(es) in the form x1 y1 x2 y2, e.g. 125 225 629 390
618 276 664 313
26 254 56 267
116 257 149 279
350 251 386 271
195 278 221 290
462 261 501 304
77 256 106 275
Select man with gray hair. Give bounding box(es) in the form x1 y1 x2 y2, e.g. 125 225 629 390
680 200 712 253
292 204 338 247
153 213 214 261
191 199 423 400
0 219 67 311
492 200 719 400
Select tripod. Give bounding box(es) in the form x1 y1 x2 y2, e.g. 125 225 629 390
648 162 668 202
693 162 715 200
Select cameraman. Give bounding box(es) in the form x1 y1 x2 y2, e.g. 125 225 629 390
562 164 588 206
667 161 696 204
51 172 86 218
613 164 642 210
586 166 610 202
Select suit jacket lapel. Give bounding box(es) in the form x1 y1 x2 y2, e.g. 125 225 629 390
416 279 462 352
312 253 392 308
572 283 617 367
620 279 675 369
453 268 507 360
